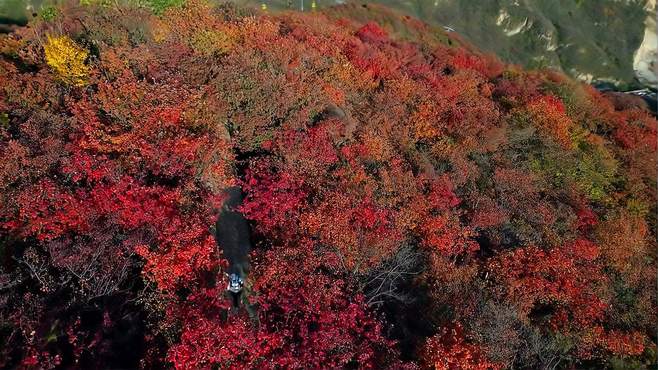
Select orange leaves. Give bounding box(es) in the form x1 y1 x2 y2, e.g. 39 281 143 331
411 100 444 141
525 95 574 148
576 327 647 359
322 83 346 106
238 16 281 50
595 211 650 284
419 216 477 256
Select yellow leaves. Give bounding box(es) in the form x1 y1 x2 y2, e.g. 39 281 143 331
151 18 171 43
43 35 90 87
388 75 417 102
154 0 240 54
189 29 236 56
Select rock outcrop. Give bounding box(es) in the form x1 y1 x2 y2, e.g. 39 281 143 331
634 0 657 87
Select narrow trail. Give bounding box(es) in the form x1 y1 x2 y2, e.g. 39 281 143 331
214 185 258 320
215 186 252 279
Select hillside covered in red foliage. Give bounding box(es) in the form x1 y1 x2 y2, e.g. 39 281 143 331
0 1 655 369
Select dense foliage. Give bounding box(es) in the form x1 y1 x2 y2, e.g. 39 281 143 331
0 1 655 369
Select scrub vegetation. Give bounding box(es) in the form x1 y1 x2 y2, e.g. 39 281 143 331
0 1 655 368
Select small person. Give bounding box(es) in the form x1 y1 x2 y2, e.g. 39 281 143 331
226 272 244 308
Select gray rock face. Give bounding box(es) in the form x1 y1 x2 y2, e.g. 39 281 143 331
633 0 657 87
245 0 652 89
0 0 42 26
390 0 649 89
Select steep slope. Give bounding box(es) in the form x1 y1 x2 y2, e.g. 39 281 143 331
0 1 655 368
241 0 652 89
3 0 653 87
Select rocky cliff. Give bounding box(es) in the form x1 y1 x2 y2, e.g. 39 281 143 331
634 0 657 87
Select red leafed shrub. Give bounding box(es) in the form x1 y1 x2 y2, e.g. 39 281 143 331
0 1 655 368
450 49 504 80
489 241 607 323
420 324 502 370
240 163 308 240
425 176 461 211
613 110 657 151
356 22 390 43
420 217 478 256
598 329 646 357
250 241 400 368
169 242 400 369
344 39 397 80
487 240 617 357
575 204 598 232
451 49 488 76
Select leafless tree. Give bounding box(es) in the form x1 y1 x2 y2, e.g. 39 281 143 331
469 300 572 370
14 246 53 293
361 245 422 307
48 230 132 301
0 269 22 292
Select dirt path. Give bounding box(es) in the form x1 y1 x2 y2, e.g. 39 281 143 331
215 186 252 280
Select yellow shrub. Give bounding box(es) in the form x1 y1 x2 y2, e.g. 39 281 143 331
189 29 235 56
44 35 90 86
151 18 171 44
